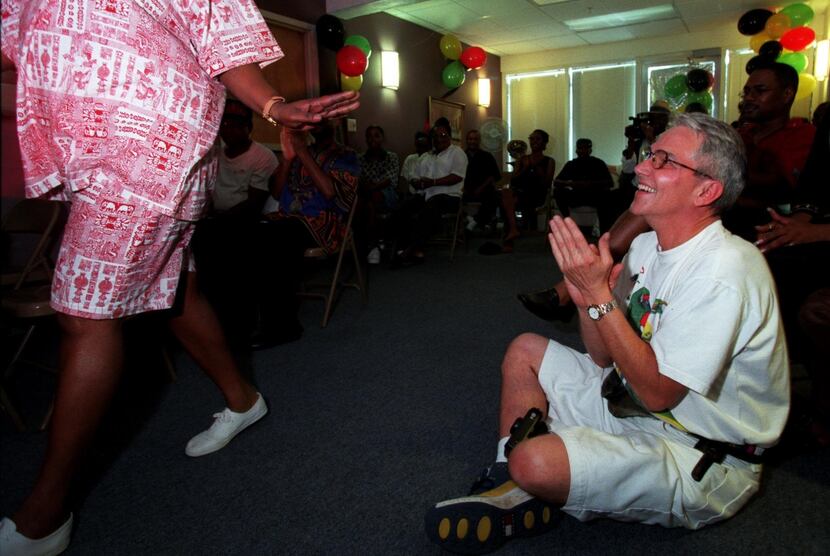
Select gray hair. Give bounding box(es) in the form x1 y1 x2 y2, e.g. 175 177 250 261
672 113 746 213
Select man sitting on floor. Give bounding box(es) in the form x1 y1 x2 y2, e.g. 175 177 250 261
425 113 789 554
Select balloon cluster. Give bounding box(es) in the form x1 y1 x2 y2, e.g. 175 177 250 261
738 3 818 100
316 15 372 92
662 67 715 113
439 34 487 89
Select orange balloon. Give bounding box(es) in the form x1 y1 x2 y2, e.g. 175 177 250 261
750 32 773 53
764 13 791 39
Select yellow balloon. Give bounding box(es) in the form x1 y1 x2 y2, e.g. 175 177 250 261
749 32 773 53
764 13 791 39
341 73 363 92
439 34 462 60
795 73 816 100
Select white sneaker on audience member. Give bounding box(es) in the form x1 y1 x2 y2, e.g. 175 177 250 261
367 247 381 264
185 393 268 457
0 514 73 556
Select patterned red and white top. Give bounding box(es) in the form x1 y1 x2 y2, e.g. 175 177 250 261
1 0 283 220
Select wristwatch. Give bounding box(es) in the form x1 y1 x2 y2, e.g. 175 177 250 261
587 300 617 321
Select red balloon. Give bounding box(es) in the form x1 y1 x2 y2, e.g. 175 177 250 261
460 46 486 69
780 26 816 52
336 45 367 77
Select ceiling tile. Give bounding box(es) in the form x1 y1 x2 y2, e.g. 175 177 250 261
369 0 830 58
578 18 688 45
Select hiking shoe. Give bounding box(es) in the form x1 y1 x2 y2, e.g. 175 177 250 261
425 463 557 554
185 393 268 457
0 514 73 556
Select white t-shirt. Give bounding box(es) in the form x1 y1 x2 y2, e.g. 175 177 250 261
212 141 278 212
415 144 468 200
613 220 790 447
402 152 425 195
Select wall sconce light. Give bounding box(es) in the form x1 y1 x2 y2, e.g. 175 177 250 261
478 78 491 107
815 40 829 81
381 51 399 90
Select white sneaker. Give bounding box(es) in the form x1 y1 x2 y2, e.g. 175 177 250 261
185 393 268 457
0 514 73 556
367 247 381 264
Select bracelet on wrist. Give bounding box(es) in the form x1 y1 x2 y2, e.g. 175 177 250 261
262 96 286 127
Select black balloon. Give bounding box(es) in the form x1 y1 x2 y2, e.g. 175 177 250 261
686 69 712 92
316 14 344 51
745 55 766 75
759 40 783 59
737 9 773 36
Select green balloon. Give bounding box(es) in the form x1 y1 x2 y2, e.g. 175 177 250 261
442 61 466 89
664 74 689 100
779 3 814 27
778 51 808 73
685 91 713 113
344 35 372 58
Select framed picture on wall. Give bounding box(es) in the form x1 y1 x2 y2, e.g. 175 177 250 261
428 97 465 146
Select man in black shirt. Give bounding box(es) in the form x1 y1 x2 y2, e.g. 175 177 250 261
463 129 502 229
553 138 615 233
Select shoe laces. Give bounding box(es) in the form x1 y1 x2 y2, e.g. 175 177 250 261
468 462 509 495
212 409 233 424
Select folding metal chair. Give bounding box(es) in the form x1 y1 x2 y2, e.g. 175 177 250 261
298 194 367 328
1 199 63 430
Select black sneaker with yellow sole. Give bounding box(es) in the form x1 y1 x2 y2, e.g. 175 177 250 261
424 463 557 554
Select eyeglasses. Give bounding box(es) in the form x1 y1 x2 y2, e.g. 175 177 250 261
643 150 714 180
433 132 450 138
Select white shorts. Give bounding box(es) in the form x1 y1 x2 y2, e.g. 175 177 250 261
538 340 762 529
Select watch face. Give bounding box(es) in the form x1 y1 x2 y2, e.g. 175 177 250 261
588 306 600 320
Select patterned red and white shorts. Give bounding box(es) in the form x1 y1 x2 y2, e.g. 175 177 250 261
51 187 197 320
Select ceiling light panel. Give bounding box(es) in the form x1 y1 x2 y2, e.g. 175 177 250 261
565 5 677 32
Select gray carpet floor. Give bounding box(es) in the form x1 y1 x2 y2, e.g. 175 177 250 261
2 233 829 555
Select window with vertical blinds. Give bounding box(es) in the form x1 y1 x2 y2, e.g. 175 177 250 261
506 71 569 174
570 63 636 170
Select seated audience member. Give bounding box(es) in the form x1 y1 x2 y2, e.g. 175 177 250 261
425 114 789 554
211 99 279 217
724 61 815 240
463 129 502 230
501 129 555 243
192 99 279 338
358 125 400 264
552 138 615 234
390 118 467 267
517 65 810 323
251 121 359 348
400 131 431 196
617 129 640 207
754 105 829 445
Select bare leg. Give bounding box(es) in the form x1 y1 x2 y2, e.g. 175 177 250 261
501 189 520 240
13 314 125 538
498 333 571 505
168 272 258 412
498 333 550 436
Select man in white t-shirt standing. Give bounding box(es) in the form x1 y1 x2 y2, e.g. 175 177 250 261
425 113 789 553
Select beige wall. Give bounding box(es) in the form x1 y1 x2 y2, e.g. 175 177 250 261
336 12 502 158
